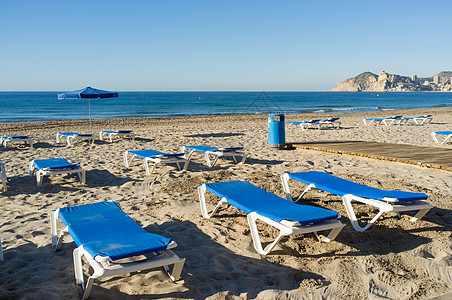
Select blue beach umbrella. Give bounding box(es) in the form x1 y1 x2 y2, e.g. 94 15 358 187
58 87 118 134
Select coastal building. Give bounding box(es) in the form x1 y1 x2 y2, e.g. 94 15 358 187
411 74 417 82
433 75 440 84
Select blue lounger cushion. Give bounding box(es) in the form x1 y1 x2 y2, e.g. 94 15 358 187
128 149 184 159
33 158 80 170
102 130 133 134
58 132 92 137
1 135 29 140
364 118 385 121
185 145 243 153
205 180 339 225
435 131 452 135
58 201 173 261
286 120 320 125
58 132 78 136
287 171 428 202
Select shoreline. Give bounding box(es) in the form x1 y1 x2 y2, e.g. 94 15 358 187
0 106 449 128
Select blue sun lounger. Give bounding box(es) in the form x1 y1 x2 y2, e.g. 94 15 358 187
181 145 247 167
363 115 403 126
0 162 6 191
318 117 341 129
99 130 134 143
1 135 33 148
124 149 189 175
281 171 432 232
29 158 85 187
198 180 344 255
56 132 94 146
51 201 185 299
431 131 452 144
286 119 321 130
401 114 433 125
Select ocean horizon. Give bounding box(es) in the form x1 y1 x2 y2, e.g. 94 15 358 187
1 91 451 123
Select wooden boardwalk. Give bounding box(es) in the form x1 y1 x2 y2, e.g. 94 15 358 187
289 140 452 172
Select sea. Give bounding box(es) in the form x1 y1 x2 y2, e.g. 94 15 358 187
0 91 451 123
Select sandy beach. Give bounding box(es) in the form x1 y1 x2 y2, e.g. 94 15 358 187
0 107 451 299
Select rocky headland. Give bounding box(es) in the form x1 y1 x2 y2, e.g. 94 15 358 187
332 71 452 92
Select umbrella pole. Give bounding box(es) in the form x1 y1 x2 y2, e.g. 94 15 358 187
89 98 92 135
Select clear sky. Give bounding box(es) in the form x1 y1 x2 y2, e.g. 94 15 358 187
1 0 451 91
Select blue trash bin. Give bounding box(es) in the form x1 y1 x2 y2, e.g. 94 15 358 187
268 114 285 150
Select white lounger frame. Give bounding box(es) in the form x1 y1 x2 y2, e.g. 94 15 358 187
286 120 321 131
431 132 452 144
198 184 344 256
412 115 433 125
50 208 185 299
99 131 135 143
182 146 247 167
318 119 341 129
1 136 33 148
56 133 94 146
29 161 86 187
281 173 432 232
363 116 404 126
0 163 6 191
124 151 188 175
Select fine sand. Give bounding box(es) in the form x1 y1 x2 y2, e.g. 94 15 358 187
0 107 451 299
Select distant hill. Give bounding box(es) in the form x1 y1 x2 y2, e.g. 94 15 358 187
332 71 452 92
437 71 452 78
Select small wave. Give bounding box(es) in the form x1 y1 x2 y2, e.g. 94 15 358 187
434 103 452 107
313 106 382 113
334 106 382 111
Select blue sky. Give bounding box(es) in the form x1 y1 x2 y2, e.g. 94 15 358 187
1 0 451 91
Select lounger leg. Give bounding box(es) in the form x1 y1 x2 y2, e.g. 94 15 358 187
441 135 452 145
67 136 72 146
109 134 113 143
164 258 186 282
99 132 103 140
56 133 60 143
51 211 68 251
204 153 212 167
431 132 439 143
247 213 285 256
50 210 59 248
280 174 315 202
182 148 196 161
82 277 96 299
79 170 86 185
280 174 293 201
124 152 130 167
210 155 220 167
182 160 189 171
198 185 228 218
239 154 247 165
36 171 44 187
145 159 156 175
315 224 344 243
342 195 385 232
411 208 431 222
296 184 315 202
73 247 85 287
29 161 35 177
